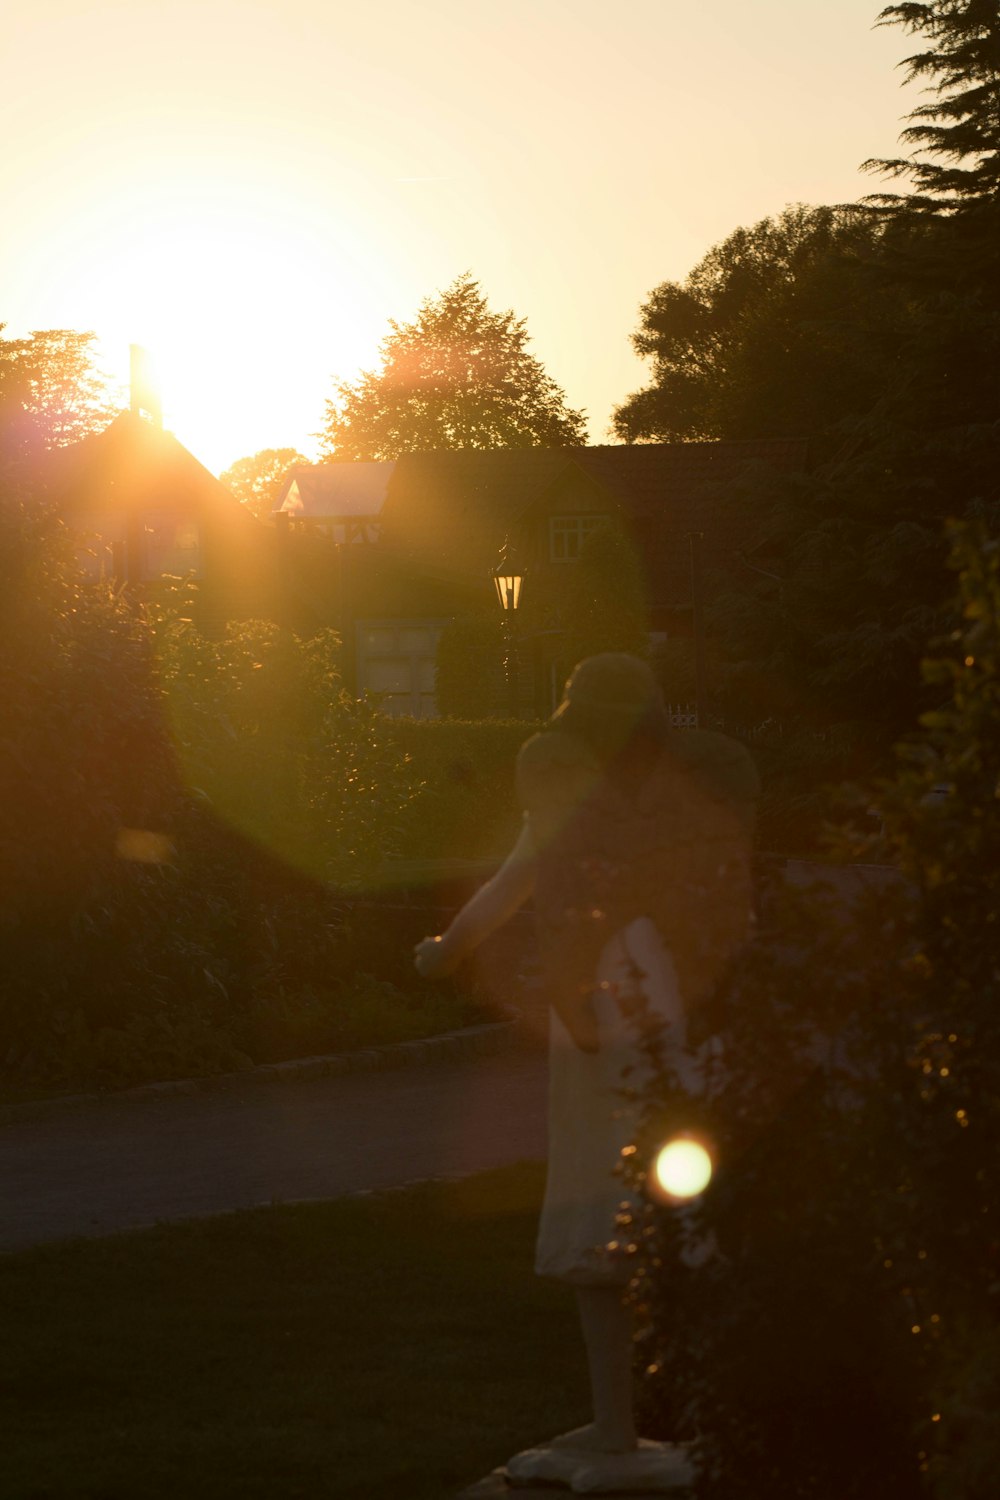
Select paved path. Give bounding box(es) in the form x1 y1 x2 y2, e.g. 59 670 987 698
0 1049 548 1252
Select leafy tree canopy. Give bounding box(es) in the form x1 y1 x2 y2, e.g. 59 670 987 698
612 3 999 786
219 447 310 521
320 274 587 460
0 327 118 463
612 205 906 444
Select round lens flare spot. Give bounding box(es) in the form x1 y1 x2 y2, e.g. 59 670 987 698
654 1138 713 1200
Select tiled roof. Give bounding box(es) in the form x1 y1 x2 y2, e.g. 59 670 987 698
375 440 809 607
46 412 257 529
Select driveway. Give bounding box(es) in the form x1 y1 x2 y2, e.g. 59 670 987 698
0 1048 548 1252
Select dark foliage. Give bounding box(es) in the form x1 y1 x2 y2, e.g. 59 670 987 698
388 716 533 863
0 485 474 1089
863 1 1000 216
623 525 1000 1499
434 612 508 719
558 523 650 669
612 205 909 444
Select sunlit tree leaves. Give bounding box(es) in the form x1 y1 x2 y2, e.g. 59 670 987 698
0 327 119 462
219 447 310 521
320 273 586 459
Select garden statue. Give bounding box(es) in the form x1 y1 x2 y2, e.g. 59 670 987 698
415 654 757 1494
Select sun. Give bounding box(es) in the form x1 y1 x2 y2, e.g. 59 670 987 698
69 170 392 472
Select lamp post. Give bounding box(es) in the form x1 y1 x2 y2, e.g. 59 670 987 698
687 530 708 729
492 537 524 717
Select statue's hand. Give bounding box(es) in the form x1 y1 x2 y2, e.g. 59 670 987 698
413 935 460 979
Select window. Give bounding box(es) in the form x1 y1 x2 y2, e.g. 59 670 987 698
549 514 608 561
356 620 444 718
143 510 201 578
74 514 124 582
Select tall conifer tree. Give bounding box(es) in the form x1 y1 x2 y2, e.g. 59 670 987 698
864 1 1000 215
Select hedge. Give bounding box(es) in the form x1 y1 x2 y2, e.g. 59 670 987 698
388 717 539 866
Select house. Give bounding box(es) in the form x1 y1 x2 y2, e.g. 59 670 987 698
46 411 279 634
46 422 807 718
274 461 389 544
273 440 808 717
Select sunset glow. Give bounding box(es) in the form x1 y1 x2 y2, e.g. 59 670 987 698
3 0 907 472
73 173 395 469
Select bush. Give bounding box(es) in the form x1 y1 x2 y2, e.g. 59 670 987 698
623 523 1000 1499
0 488 467 1089
154 614 416 890
388 716 538 864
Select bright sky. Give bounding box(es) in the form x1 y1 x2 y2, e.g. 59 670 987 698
1 0 909 473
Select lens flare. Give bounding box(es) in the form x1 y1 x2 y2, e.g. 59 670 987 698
654 1137 713 1200
115 828 175 865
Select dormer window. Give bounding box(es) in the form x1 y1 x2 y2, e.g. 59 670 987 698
549 514 608 561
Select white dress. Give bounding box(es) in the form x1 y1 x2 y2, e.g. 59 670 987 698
534 915 696 1285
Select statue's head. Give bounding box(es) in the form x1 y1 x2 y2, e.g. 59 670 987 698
548 653 670 765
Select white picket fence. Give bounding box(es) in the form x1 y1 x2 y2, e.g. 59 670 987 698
666 703 698 729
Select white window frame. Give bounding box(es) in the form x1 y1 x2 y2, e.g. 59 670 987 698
549 513 609 562
356 618 446 718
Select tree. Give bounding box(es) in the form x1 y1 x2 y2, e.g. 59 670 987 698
863 0 1000 217
860 2 1000 340
610 4 998 811
0 327 119 462
320 273 587 459
612 205 906 443
219 447 310 521
708 3 1000 779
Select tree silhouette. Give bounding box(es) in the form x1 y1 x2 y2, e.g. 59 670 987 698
0 327 118 461
320 274 586 459
612 205 900 443
220 447 310 521
863 0 1000 215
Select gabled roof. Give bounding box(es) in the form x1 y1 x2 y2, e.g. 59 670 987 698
45 411 257 531
275 461 395 519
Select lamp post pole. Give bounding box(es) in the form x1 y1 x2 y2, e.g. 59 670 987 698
492 538 524 719
688 530 708 729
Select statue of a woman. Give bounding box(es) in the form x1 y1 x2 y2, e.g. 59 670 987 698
415 654 757 1493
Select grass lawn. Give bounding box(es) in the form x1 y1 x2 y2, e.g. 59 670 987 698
0 1164 588 1499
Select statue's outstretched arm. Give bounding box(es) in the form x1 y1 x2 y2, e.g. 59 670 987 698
414 820 536 979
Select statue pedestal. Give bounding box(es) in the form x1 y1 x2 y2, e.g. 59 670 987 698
460 1439 695 1496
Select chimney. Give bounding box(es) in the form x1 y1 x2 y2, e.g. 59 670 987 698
129 344 162 427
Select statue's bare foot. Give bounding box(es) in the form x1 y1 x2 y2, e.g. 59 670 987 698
548 1423 638 1454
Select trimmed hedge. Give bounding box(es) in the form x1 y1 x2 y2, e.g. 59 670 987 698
388 717 539 864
